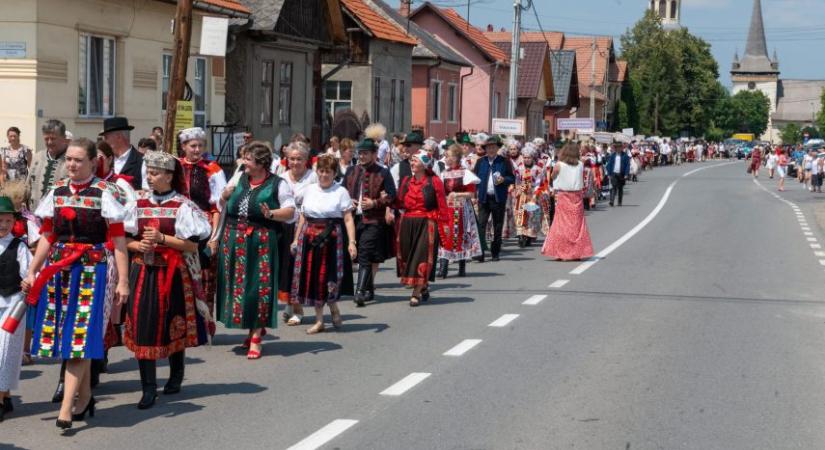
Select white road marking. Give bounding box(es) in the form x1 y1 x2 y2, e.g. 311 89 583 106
808 237 818 242
815 251 825 257
548 279 570 288
380 373 431 396
802 227 811 231
568 162 734 276
489 314 520 327
819 260 825 267
522 295 547 305
443 339 482 356
287 420 359 450
805 232 814 236
811 244 821 249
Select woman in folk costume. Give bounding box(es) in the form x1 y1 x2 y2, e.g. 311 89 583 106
501 141 521 240
23 138 133 431
290 155 356 334
436 144 481 279
217 142 295 359
541 143 594 261
512 144 545 248
534 157 556 236
176 127 226 335
395 150 448 306
124 151 211 409
0 194 32 422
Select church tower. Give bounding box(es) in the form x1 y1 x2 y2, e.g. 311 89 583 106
649 0 681 28
731 0 780 142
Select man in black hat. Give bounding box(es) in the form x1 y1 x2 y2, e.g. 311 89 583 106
390 131 424 188
100 117 146 190
343 138 397 306
474 135 514 262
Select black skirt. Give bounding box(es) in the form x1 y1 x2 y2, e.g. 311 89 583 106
291 218 354 307
278 222 297 303
396 216 438 286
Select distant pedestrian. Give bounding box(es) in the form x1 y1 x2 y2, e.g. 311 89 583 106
1 127 32 184
812 155 824 193
777 149 788 191
750 147 762 178
473 135 514 262
541 143 594 261
606 143 630 207
766 149 778 179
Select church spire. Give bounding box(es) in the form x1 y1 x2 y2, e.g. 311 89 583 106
731 0 778 74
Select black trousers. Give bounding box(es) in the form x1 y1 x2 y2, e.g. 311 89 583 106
478 196 505 257
609 174 625 205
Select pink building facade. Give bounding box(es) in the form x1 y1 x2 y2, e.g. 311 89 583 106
409 3 509 134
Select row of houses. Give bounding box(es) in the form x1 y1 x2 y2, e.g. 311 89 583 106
0 0 627 153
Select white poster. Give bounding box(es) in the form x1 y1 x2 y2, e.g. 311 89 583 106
200 17 229 57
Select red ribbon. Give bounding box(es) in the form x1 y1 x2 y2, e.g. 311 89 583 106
150 247 183 306
26 244 91 306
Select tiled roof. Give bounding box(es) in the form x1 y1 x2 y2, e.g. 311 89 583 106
609 60 627 83
413 3 507 64
196 0 251 15
370 0 470 66
548 50 577 107
773 80 825 122
494 41 550 99
562 36 613 99
341 0 417 45
483 30 565 50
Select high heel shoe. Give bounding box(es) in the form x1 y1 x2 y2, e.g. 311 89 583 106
71 396 95 421
56 418 72 430
247 336 263 359
242 328 267 348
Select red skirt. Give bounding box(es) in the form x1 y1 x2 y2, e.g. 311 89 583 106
541 191 594 261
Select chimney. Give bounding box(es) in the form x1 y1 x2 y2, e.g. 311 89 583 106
399 0 411 17
486 24 494 32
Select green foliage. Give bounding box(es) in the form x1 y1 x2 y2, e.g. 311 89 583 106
618 100 630 130
727 90 770 136
802 126 820 140
817 88 825 133
620 11 721 137
780 123 802 145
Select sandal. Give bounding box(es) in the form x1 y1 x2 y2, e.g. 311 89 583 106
306 323 325 335
286 314 303 326
409 296 420 307
247 336 263 360
242 328 267 349
21 353 33 366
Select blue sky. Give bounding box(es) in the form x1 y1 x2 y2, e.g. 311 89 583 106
387 0 825 86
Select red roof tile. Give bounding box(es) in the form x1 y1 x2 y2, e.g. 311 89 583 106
421 6 508 64
341 0 417 45
610 60 628 83
494 41 551 99
483 31 565 50
562 36 613 98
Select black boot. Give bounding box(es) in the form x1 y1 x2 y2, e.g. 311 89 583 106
457 260 466 277
354 265 371 307
137 360 158 410
90 358 104 388
51 361 67 403
164 351 184 395
437 258 449 279
517 236 526 248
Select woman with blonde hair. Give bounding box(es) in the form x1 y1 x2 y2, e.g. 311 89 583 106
541 143 593 261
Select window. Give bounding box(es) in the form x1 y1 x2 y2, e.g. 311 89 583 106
431 80 442 122
399 80 406 130
390 79 397 131
193 57 207 129
162 54 172 111
447 84 457 122
373 77 381 122
658 0 666 17
324 81 353 115
670 0 677 18
278 62 293 125
79 33 116 117
260 60 274 125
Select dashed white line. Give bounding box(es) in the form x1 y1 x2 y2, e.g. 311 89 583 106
807 237 818 242
380 373 431 396
489 314 520 327
802 227 811 231
548 279 570 288
804 232 814 236
819 260 825 267
814 251 825 257
811 244 821 249
522 295 547 305
443 339 482 356
286 419 359 450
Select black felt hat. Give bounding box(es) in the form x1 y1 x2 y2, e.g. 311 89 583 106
99 117 135 136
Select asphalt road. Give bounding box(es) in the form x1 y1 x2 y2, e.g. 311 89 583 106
4 160 825 450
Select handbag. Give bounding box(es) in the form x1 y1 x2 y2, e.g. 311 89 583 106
746 166 752 174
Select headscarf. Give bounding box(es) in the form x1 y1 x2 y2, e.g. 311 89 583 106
179 127 206 143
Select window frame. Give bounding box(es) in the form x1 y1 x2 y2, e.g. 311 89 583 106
78 32 117 118
324 80 353 116
260 59 275 125
399 80 406 131
373 77 381 123
278 61 293 126
193 56 207 129
390 79 397 131
447 83 458 123
431 80 442 122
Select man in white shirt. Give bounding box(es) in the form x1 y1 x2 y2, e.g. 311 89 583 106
660 141 671 166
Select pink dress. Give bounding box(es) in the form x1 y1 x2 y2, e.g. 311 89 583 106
541 162 594 261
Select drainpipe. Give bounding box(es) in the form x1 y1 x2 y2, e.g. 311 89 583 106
489 61 500 132
458 65 474 131
426 58 442 136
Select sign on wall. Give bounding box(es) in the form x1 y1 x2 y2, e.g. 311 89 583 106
0 42 26 58
200 17 229 57
492 118 526 136
174 100 194 137
557 118 594 131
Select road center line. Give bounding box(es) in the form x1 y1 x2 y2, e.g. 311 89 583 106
286 419 359 450
380 372 431 396
807 237 818 242
443 339 482 356
570 162 733 276
523 294 547 305
489 314 520 327
804 232 814 236
819 260 825 267
548 279 570 288
814 251 825 257
811 244 821 249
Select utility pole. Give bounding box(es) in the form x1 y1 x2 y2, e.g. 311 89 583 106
589 36 596 124
163 0 194 153
507 0 522 119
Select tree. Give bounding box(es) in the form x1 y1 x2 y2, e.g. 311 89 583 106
801 126 820 140
817 87 825 133
780 123 802 145
728 90 770 136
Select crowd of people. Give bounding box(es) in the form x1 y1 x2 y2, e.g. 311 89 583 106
5 116 705 433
